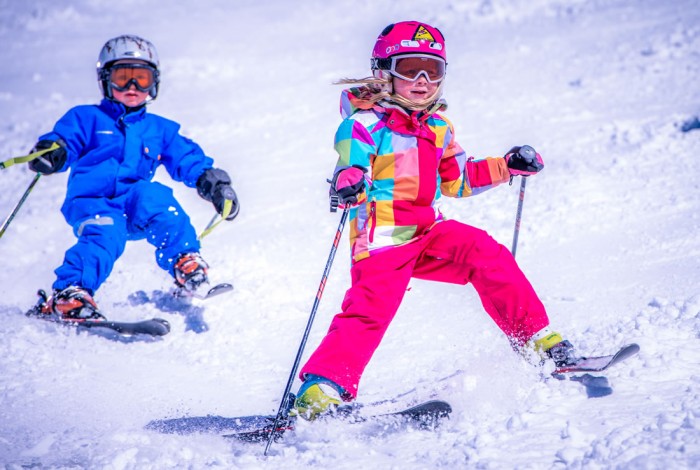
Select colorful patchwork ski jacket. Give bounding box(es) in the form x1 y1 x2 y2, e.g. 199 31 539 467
333 87 511 264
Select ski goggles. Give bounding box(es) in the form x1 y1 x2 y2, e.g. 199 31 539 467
108 64 158 92
373 54 446 83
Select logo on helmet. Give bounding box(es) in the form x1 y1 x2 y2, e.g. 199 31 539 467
413 25 435 42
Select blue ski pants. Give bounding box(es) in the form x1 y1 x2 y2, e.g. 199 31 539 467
53 181 200 293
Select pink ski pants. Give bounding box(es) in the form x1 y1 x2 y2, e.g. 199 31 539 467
300 220 550 398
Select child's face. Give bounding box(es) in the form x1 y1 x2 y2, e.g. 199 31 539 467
392 75 439 102
112 86 148 108
110 59 151 108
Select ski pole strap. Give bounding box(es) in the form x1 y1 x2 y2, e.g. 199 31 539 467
0 142 60 170
197 198 233 240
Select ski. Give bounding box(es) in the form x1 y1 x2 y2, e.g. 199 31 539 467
27 310 171 337
145 414 294 442
336 399 452 426
26 290 171 338
553 343 640 374
176 282 234 300
551 344 640 398
145 399 452 442
66 317 170 336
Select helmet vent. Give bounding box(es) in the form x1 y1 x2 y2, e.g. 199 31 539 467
380 24 395 36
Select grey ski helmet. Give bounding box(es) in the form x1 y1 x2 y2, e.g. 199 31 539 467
96 35 160 100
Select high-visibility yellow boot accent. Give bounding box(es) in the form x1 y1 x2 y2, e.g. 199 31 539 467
527 329 578 367
293 383 342 421
533 331 565 356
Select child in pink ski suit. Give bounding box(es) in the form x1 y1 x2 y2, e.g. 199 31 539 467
293 21 575 419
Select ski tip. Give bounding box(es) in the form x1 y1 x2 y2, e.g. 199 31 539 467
206 283 234 298
174 282 233 300
149 318 171 335
615 343 640 360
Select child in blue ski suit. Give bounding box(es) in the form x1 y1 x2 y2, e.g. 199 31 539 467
28 35 239 320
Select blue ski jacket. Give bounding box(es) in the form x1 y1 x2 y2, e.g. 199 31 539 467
40 99 213 224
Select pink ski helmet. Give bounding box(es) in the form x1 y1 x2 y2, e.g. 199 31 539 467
372 21 446 62
371 21 446 86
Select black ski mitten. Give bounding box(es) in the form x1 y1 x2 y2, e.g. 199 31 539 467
196 168 240 220
28 140 67 174
505 145 544 176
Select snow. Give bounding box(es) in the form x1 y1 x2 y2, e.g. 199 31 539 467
1 0 699 467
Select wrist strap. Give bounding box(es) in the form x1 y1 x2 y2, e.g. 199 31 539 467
0 142 60 169
197 198 233 240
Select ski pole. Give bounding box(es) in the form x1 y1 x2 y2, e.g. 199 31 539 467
511 175 527 258
264 206 350 455
0 143 62 239
510 145 537 257
0 173 41 240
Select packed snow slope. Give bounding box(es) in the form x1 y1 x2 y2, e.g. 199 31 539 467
1 0 699 468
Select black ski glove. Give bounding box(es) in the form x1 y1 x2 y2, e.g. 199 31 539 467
196 168 240 220
28 139 67 174
505 145 544 176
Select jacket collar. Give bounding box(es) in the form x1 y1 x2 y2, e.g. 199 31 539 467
339 87 448 121
99 98 147 124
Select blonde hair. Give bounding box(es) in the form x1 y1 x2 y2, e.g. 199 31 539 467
335 76 444 112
